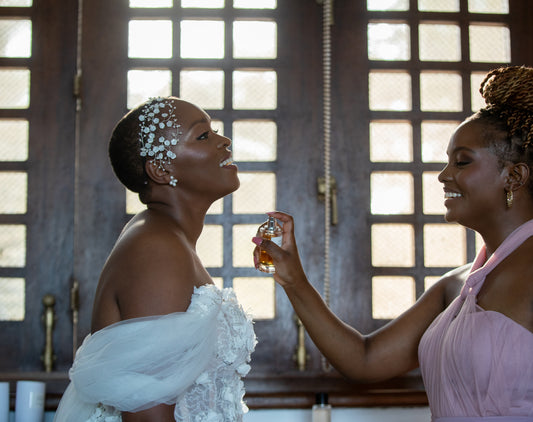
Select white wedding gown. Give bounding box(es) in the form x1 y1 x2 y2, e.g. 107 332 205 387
54 284 257 422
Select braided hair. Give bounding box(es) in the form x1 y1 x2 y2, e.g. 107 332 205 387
468 65 533 194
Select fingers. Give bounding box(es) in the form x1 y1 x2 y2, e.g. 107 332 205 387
266 211 295 244
252 212 306 286
252 236 282 259
252 212 287 273
251 211 293 254
266 211 294 229
252 245 260 270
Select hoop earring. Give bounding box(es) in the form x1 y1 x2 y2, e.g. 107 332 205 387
169 175 177 187
506 190 513 208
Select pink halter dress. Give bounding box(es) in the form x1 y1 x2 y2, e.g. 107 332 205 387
419 220 533 422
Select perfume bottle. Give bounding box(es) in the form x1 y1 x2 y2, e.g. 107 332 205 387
312 392 331 422
257 216 282 273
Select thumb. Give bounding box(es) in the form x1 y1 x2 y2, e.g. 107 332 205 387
252 236 283 259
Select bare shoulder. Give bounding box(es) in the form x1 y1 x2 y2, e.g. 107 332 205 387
91 213 200 331
406 263 471 317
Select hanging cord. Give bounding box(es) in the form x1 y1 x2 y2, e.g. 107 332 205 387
321 0 333 372
322 0 332 312
71 0 84 360
74 0 83 112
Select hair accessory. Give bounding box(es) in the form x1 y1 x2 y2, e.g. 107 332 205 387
169 175 177 187
138 97 181 168
506 190 513 208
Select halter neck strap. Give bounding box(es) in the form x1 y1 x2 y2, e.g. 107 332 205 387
460 219 533 298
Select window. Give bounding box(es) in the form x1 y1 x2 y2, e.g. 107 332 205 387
124 0 279 322
0 1 32 322
367 0 511 322
0 0 77 373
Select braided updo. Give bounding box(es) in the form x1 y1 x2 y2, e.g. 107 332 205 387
479 65 533 148
468 65 533 194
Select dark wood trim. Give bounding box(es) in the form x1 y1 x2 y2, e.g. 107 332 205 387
73 0 132 346
0 371 427 410
244 373 427 408
0 372 69 411
509 0 533 66
0 0 78 373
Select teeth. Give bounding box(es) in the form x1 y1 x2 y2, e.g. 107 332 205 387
445 192 462 198
219 157 233 167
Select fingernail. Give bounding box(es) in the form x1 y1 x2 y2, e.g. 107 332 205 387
252 236 263 246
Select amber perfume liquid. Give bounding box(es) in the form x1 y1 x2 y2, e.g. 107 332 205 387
257 216 282 273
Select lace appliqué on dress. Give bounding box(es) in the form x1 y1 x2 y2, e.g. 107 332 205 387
82 285 256 422
175 287 257 422
85 403 121 422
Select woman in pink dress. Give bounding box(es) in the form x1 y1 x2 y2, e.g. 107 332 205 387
253 65 533 421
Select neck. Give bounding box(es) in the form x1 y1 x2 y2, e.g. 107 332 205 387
146 199 209 246
478 215 533 257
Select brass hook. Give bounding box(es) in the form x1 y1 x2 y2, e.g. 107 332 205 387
41 294 56 372
292 315 309 371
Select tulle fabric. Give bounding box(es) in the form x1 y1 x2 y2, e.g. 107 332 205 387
419 220 533 422
54 284 256 422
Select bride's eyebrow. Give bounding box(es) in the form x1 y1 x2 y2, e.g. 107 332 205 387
183 118 210 136
189 118 210 129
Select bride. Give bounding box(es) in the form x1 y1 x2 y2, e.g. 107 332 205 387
54 97 256 422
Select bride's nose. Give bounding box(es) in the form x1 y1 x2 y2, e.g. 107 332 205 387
217 135 231 149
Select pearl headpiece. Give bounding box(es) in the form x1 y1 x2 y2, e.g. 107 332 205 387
138 97 181 168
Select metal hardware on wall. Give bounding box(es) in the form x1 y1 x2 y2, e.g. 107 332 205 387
317 176 338 226
41 294 56 372
293 315 309 371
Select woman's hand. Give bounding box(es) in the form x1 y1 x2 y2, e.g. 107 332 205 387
252 211 308 288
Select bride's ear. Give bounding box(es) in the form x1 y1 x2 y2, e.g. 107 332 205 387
145 160 170 185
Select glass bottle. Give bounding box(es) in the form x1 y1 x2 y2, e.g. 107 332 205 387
312 392 331 422
257 216 282 273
